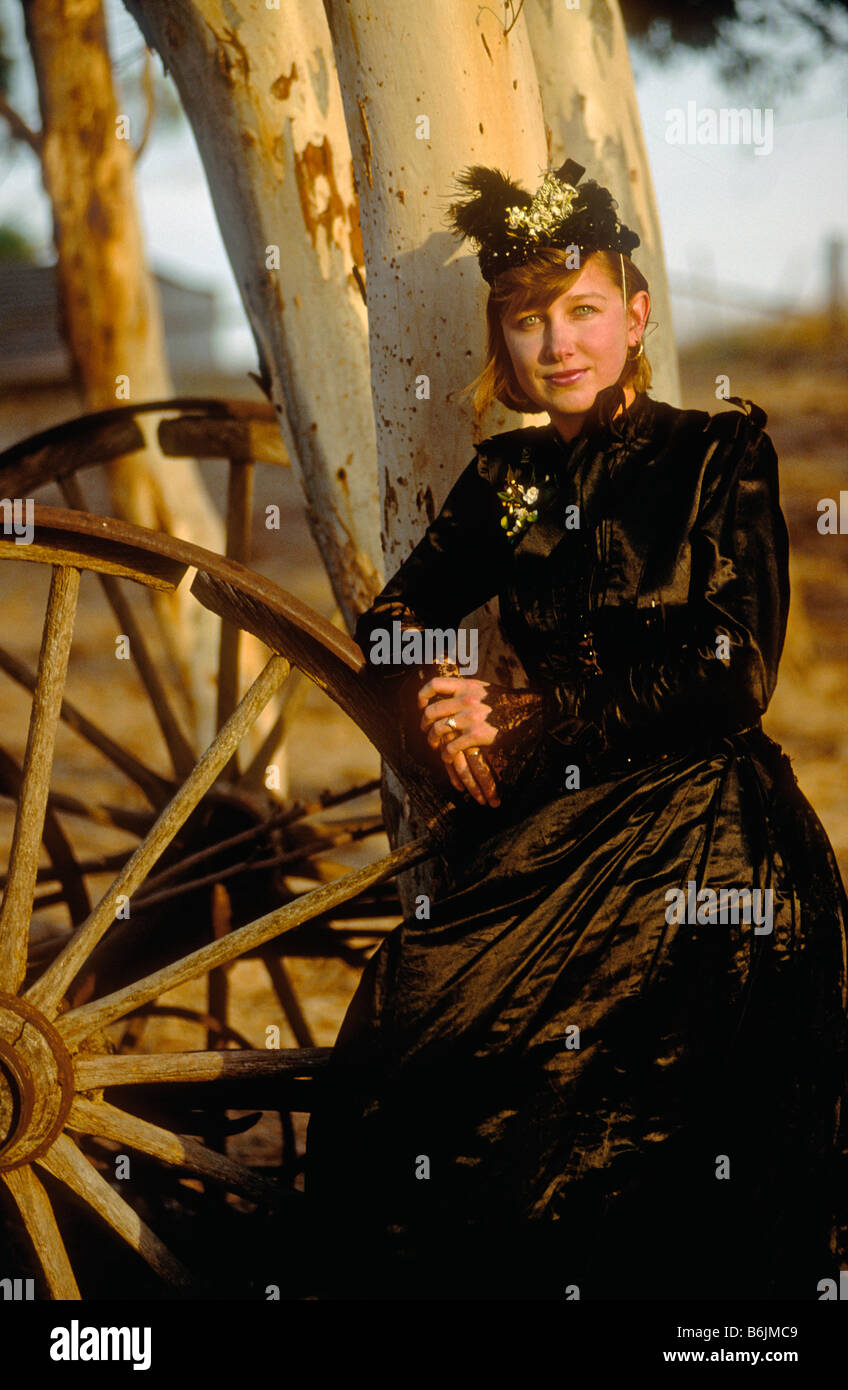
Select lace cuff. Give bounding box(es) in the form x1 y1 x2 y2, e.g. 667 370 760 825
480 685 546 784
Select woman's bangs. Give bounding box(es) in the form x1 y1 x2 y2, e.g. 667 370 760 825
494 258 584 319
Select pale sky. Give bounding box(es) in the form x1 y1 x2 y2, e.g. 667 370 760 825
1 1 845 362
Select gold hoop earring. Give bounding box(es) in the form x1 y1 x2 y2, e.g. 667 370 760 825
626 340 644 362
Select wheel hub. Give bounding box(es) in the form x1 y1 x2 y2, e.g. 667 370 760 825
0 993 74 1170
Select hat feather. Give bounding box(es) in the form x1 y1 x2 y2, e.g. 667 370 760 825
445 165 530 243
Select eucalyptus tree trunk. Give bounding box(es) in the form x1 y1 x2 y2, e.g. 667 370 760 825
123 0 383 631
524 0 680 405
23 0 225 741
323 0 545 584
323 0 549 897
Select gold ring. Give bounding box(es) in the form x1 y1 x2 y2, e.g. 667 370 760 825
446 715 458 732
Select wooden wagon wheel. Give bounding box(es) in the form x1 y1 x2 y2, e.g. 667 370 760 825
0 400 395 1058
0 505 452 1297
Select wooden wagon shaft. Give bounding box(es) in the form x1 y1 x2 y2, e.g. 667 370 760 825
0 396 287 497
74 1047 329 1089
0 416 146 496
0 1164 81 1298
66 1097 279 1205
156 412 287 466
0 567 80 993
0 640 174 808
57 835 434 1048
27 655 290 1019
37 1133 194 1290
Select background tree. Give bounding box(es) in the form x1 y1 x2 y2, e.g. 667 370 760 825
1 0 224 738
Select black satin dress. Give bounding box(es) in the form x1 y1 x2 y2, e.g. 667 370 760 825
304 388 848 1300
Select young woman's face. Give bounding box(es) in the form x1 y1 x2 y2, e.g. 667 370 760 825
500 255 649 440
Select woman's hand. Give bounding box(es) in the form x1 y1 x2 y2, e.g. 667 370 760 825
417 675 500 807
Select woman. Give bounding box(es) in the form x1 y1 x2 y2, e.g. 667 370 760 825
304 160 847 1300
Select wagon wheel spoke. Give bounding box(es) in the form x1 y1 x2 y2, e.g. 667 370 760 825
0 641 174 808
66 1096 279 1206
1 1164 81 1298
239 665 309 790
262 953 316 1048
59 473 197 780
73 1047 328 1090
0 566 80 994
99 574 197 779
57 835 433 1048
217 460 255 784
36 1133 194 1290
26 655 291 1020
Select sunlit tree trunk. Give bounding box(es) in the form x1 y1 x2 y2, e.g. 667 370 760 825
124 0 383 631
324 0 546 577
323 0 549 896
23 0 225 741
524 0 680 404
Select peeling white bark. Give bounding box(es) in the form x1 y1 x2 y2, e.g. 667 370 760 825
125 0 383 631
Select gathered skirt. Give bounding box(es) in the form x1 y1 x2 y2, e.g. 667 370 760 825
304 727 847 1299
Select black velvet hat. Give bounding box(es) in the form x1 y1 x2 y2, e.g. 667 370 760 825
446 158 640 284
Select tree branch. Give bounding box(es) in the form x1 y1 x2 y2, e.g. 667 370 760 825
0 91 42 153
133 47 156 163
782 0 848 52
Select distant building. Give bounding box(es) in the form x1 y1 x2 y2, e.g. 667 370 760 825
0 263 217 388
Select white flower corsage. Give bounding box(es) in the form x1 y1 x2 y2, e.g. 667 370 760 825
497 455 552 540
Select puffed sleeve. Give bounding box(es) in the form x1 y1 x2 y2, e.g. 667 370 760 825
547 410 790 749
354 450 513 674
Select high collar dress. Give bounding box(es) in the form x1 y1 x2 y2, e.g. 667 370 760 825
304 388 848 1300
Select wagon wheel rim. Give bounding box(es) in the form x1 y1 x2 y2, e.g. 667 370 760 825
0 506 439 1298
